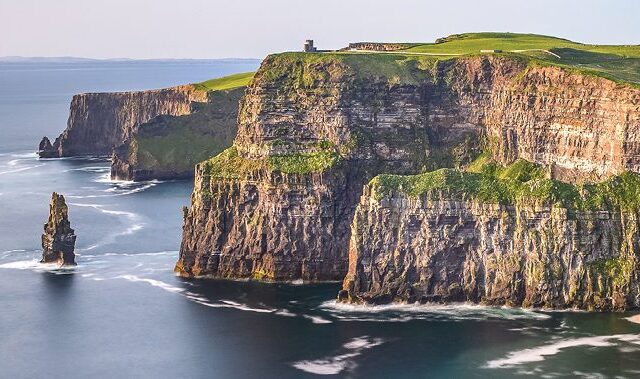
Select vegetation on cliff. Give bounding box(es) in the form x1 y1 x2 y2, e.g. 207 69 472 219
371 154 640 211
192 72 255 92
123 88 243 179
397 33 640 85
116 71 254 180
203 142 342 178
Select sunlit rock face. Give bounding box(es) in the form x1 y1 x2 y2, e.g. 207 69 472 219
178 52 640 302
39 85 207 158
41 192 77 266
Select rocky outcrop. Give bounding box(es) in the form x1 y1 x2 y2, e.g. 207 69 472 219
41 193 76 266
39 85 207 158
338 176 640 311
177 53 484 281
178 52 640 298
110 88 243 181
38 137 58 158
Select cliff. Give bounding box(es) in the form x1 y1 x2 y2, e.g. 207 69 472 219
176 53 486 281
110 87 243 181
339 160 640 311
39 85 208 157
178 36 640 309
41 192 76 266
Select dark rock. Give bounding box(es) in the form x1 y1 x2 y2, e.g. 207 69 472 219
38 136 59 158
41 193 76 266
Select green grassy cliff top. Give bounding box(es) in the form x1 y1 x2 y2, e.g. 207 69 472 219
267 33 640 86
371 153 640 211
403 32 640 57
193 71 255 92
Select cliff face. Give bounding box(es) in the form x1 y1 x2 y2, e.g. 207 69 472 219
177 54 485 281
178 52 640 299
110 88 242 181
39 85 207 157
339 181 640 311
41 192 76 266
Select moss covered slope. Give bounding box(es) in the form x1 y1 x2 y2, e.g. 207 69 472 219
111 73 254 181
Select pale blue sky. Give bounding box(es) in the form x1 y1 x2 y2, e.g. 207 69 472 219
0 0 638 59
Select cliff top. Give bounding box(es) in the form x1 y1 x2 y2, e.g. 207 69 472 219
192 71 255 92
283 33 640 86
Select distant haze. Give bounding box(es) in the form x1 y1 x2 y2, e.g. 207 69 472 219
1 0 638 59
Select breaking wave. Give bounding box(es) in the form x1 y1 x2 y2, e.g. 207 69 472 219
291 336 384 375
485 334 640 369
69 203 145 250
320 300 551 322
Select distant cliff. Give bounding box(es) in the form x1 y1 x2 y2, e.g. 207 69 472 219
110 88 243 181
38 72 254 181
177 51 640 312
39 85 207 157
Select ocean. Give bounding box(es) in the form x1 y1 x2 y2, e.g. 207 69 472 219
1 59 639 379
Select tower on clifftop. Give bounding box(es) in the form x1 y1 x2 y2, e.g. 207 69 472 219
304 40 317 52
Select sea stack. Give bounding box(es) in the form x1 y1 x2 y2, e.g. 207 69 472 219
38 136 58 158
41 192 76 266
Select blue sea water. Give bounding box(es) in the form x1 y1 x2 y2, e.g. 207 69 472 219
1 60 639 379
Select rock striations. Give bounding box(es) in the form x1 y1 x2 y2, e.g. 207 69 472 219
39 85 207 158
178 52 640 310
110 88 243 181
41 193 76 266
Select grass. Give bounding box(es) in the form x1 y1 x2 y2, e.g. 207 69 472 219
403 33 640 85
132 88 242 174
370 154 640 211
589 257 635 288
193 71 255 92
405 33 640 58
202 147 264 179
267 150 341 174
294 33 640 86
202 144 342 178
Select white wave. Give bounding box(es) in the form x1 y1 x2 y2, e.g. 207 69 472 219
274 309 297 317
320 300 551 322
485 334 640 369
0 164 44 175
0 259 74 272
69 203 145 250
626 315 640 324
302 314 333 324
93 172 131 184
116 274 183 294
65 166 110 173
184 294 276 313
291 336 384 375
1 249 27 254
9 152 37 160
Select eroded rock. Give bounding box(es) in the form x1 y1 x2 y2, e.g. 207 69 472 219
41 193 76 266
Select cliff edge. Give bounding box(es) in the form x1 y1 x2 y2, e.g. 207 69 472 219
177 35 640 311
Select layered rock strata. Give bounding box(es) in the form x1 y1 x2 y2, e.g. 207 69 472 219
41 192 76 266
39 85 207 158
178 51 640 300
339 171 640 311
110 88 243 181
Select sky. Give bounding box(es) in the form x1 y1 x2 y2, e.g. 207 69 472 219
0 0 638 59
